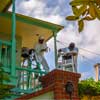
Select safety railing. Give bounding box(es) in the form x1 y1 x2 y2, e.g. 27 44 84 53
0 40 11 73
15 63 47 94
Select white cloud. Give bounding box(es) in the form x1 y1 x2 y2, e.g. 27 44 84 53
47 23 79 50
35 14 63 24
78 19 100 58
16 0 45 15
15 0 64 24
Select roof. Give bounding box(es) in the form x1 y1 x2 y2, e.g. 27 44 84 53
0 12 64 48
0 0 12 12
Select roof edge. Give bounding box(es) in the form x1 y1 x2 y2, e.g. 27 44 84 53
0 12 64 33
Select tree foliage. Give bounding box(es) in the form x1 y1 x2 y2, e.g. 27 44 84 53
78 78 100 98
66 0 100 32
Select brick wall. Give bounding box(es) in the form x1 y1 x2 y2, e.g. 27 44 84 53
41 69 81 100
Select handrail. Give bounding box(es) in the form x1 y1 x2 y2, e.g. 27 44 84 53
0 40 11 46
16 67 47 74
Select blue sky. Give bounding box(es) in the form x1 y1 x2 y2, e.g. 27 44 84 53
12 0 100 80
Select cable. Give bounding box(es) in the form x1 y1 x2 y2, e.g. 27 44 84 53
56 40 67 46
78 54 95 75
57 40 68 46
79 53 97 65
79 48 100 56
57 39 100 57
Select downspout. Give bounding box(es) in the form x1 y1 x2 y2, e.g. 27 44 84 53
11 0 16 85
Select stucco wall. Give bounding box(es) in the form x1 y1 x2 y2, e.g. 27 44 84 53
29 92 54 100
